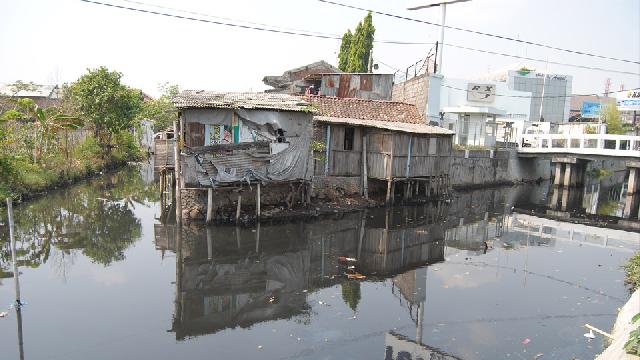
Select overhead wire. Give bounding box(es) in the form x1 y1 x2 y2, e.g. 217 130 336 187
316 0 640 65
78 0 639 76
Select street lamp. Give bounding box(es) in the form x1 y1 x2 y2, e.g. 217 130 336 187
407 0 471 75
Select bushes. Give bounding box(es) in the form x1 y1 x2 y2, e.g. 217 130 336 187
624 252 640 291
0 134 143 201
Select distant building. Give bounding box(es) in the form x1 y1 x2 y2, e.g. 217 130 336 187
262 60 340 95
427 76 532 147
568 95 615 122
479 65 572 125
0 82 60 108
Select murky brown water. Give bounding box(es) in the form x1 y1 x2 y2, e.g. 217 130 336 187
0 165 638 360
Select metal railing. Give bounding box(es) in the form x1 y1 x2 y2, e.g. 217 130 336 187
519 133 640 158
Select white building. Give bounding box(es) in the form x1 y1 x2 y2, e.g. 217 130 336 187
478 65 573 126
428 75 532 147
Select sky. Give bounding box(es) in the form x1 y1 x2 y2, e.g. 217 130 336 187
0 0 639 97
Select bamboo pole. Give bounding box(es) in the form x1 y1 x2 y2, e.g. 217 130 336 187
584 324 614 340
256 183 261 219
6 198 21 304
173 120 182 226
362 132 368 199
236 195 242 223
206 188 213 224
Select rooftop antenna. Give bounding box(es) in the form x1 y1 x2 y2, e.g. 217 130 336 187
604 78 611 97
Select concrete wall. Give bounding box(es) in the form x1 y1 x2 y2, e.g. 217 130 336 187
450 149 550 188
392 74 429 119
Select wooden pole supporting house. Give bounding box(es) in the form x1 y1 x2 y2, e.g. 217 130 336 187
206 188 213 224
256 182 261 219
362 132 368 199
255 222 261 253
236 195 242 223
324 125 331 176
173 120 182 226
386 135 395 205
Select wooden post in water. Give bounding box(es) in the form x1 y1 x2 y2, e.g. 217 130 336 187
256 183 261 219
236 195 242 223
6 199 21 304
206 188 213 224
362 132 368 199
173 120 182 226
386 136 394 205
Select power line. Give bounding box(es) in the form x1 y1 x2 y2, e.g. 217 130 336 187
85 0 432 45
441 83 640 99
316 0 640 65
446 44 640 76
79 0 638 76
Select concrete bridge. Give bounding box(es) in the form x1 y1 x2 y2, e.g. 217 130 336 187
519 133 640 220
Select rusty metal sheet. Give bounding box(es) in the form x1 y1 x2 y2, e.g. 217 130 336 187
338 74 351 98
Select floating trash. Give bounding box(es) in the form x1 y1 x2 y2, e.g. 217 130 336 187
521 338 531 345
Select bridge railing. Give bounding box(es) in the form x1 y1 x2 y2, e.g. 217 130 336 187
519 133 640 157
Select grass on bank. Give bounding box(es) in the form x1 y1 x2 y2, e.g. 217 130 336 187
0 132 142 200
623 252 640 355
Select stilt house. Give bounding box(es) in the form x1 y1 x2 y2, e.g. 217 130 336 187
308 96 455 201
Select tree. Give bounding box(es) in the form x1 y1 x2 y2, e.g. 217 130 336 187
70 67 143 145
138 82 179 132
602 103 630 135
338 30 352 71
341 281 361 312
337 12 375 73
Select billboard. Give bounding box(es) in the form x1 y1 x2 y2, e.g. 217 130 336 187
617 90 640 111
467 83 495 103
581 101 601 118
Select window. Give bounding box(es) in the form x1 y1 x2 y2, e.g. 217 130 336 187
343 127 355 151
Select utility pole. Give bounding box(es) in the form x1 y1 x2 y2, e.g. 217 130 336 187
408 0 471 75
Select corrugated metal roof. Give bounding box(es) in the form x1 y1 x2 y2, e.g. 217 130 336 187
314 116 454 135
173 91 312 111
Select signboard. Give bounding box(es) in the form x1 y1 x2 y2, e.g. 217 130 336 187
467 83 495 103
581 101 601 118
617 90 640 111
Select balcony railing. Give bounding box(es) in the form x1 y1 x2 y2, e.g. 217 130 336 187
519 133 640 158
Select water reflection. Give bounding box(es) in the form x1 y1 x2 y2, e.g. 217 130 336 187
161 188 517 343
0 166 158 276
521 169 640 220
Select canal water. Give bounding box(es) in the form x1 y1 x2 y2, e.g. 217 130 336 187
0 166 638 360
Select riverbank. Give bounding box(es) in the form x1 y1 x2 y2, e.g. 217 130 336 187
596 289 640 360
0 135 143 204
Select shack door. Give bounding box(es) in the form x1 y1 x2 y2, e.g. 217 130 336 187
188 122 205 147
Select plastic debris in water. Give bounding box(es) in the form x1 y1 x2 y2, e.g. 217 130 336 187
0 311 7 318
338 256 357 262
346 272 366 280
584 329 595 339
257 345 263 350
521 338 531 345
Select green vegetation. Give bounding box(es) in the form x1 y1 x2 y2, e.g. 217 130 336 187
138 82 179 132
624 251 640 291
625 313 640 355
587 167 613 179
341 281 361 312
0 67 150 201
337 12 375 73
602 103 631 135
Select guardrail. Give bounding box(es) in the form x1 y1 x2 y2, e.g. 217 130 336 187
519 133 640 158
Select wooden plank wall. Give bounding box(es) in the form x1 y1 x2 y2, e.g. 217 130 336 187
153 139 176 169
313 125 453 180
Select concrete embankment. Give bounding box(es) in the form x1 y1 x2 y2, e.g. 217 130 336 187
596 289 640 360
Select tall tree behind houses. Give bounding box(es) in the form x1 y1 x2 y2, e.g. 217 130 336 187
338 12 375 73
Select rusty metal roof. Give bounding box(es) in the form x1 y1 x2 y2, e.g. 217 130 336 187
308 96 453 135
173 91 312 111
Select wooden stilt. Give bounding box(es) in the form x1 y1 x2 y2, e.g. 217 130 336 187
362 132 368 199
206 188 213 224
236 195 242 223
256 183 261 219
173 120 182 226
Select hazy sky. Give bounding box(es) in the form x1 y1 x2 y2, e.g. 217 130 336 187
1 0 638 97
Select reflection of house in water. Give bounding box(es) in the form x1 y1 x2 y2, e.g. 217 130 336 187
385 332 462 360
161 203 457 340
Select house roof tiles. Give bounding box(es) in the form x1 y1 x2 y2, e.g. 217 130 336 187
173 91 311 112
